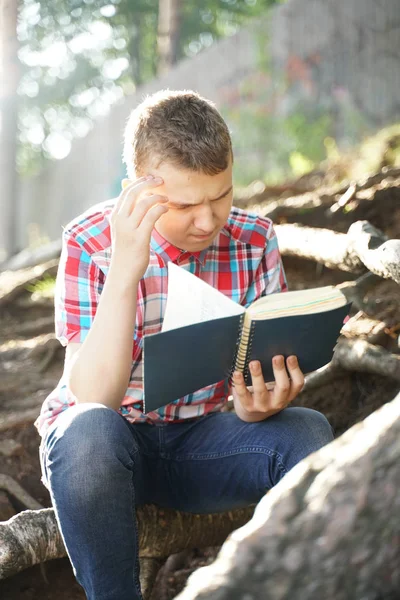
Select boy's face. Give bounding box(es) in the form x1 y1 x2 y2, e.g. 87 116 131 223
144 159 233 252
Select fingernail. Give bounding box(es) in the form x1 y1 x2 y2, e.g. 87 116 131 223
250 361 258 371
233 371 241 380
153 176 163 183
288 356 298 367
273 356 284 368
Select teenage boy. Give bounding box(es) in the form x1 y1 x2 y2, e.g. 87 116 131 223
35 90 333 600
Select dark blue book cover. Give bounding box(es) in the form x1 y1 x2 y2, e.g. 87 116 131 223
143 303 350 413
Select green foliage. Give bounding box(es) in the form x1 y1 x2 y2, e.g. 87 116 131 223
222 95 333 186
288 152 315 177
283 110 332 164
26 274 56 298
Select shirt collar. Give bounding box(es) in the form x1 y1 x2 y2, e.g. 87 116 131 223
150 227 209 267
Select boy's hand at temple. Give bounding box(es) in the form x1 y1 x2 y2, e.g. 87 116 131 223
110 175 169 281
230 355 304 423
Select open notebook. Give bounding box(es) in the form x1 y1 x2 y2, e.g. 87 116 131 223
143 263 351 413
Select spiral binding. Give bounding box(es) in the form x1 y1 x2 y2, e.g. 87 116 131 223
227 313 245 382
228 315 256 384
243 320 256 383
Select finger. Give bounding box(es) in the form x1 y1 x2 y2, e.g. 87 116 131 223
271 355 291 406
248 361 270 411
286 355 305 402
138 202 170 238
119 176 164 217
129 194 168 228
231 371 253 411
113 176 148 214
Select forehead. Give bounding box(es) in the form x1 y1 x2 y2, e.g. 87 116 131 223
149 161 232 202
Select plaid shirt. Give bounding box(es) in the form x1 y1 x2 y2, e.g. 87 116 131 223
34 202 287 438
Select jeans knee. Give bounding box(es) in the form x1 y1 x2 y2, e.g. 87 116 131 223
290 407 334 450
43 404 137 489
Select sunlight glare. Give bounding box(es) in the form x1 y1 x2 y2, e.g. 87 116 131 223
100 5 117 17
43 133 72 160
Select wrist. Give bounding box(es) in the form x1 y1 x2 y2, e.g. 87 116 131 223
107 260 141 291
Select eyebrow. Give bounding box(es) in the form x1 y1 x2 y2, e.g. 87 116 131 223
168 185 233 208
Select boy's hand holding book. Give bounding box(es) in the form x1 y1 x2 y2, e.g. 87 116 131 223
230 355 305 423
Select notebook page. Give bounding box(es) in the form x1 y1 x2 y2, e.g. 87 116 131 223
162 262 244 332
249 286 347 320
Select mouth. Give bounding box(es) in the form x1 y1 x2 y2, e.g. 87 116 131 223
191 231 215 240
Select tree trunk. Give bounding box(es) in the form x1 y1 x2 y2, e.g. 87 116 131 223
157 0 182 76
0 0 20 262
129 10 143 85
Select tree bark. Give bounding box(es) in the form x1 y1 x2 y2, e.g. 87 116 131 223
0 0 20 262
174 391 400 600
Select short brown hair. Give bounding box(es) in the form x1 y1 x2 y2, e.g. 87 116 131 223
123 89 232 177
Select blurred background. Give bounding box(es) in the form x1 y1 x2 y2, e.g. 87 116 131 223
1 0 400 259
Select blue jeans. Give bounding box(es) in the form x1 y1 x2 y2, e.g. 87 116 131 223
39 404 333 600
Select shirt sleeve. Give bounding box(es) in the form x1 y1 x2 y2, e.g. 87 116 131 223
244 223 288 308
55 231 103 346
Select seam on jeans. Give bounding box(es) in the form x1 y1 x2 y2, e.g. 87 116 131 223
165 446 289 475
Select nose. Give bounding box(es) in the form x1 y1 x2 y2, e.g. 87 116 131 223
193 204 215 234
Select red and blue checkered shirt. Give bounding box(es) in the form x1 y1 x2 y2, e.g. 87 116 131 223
34 202 287 438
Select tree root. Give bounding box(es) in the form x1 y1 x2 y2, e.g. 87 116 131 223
27 336 63 372
275 220 400 284
0 474 43 511
0 505 254 581
140 557 167 599
0 408 41 433
0 260 58 310
333 338 400 381
11 316 55 338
